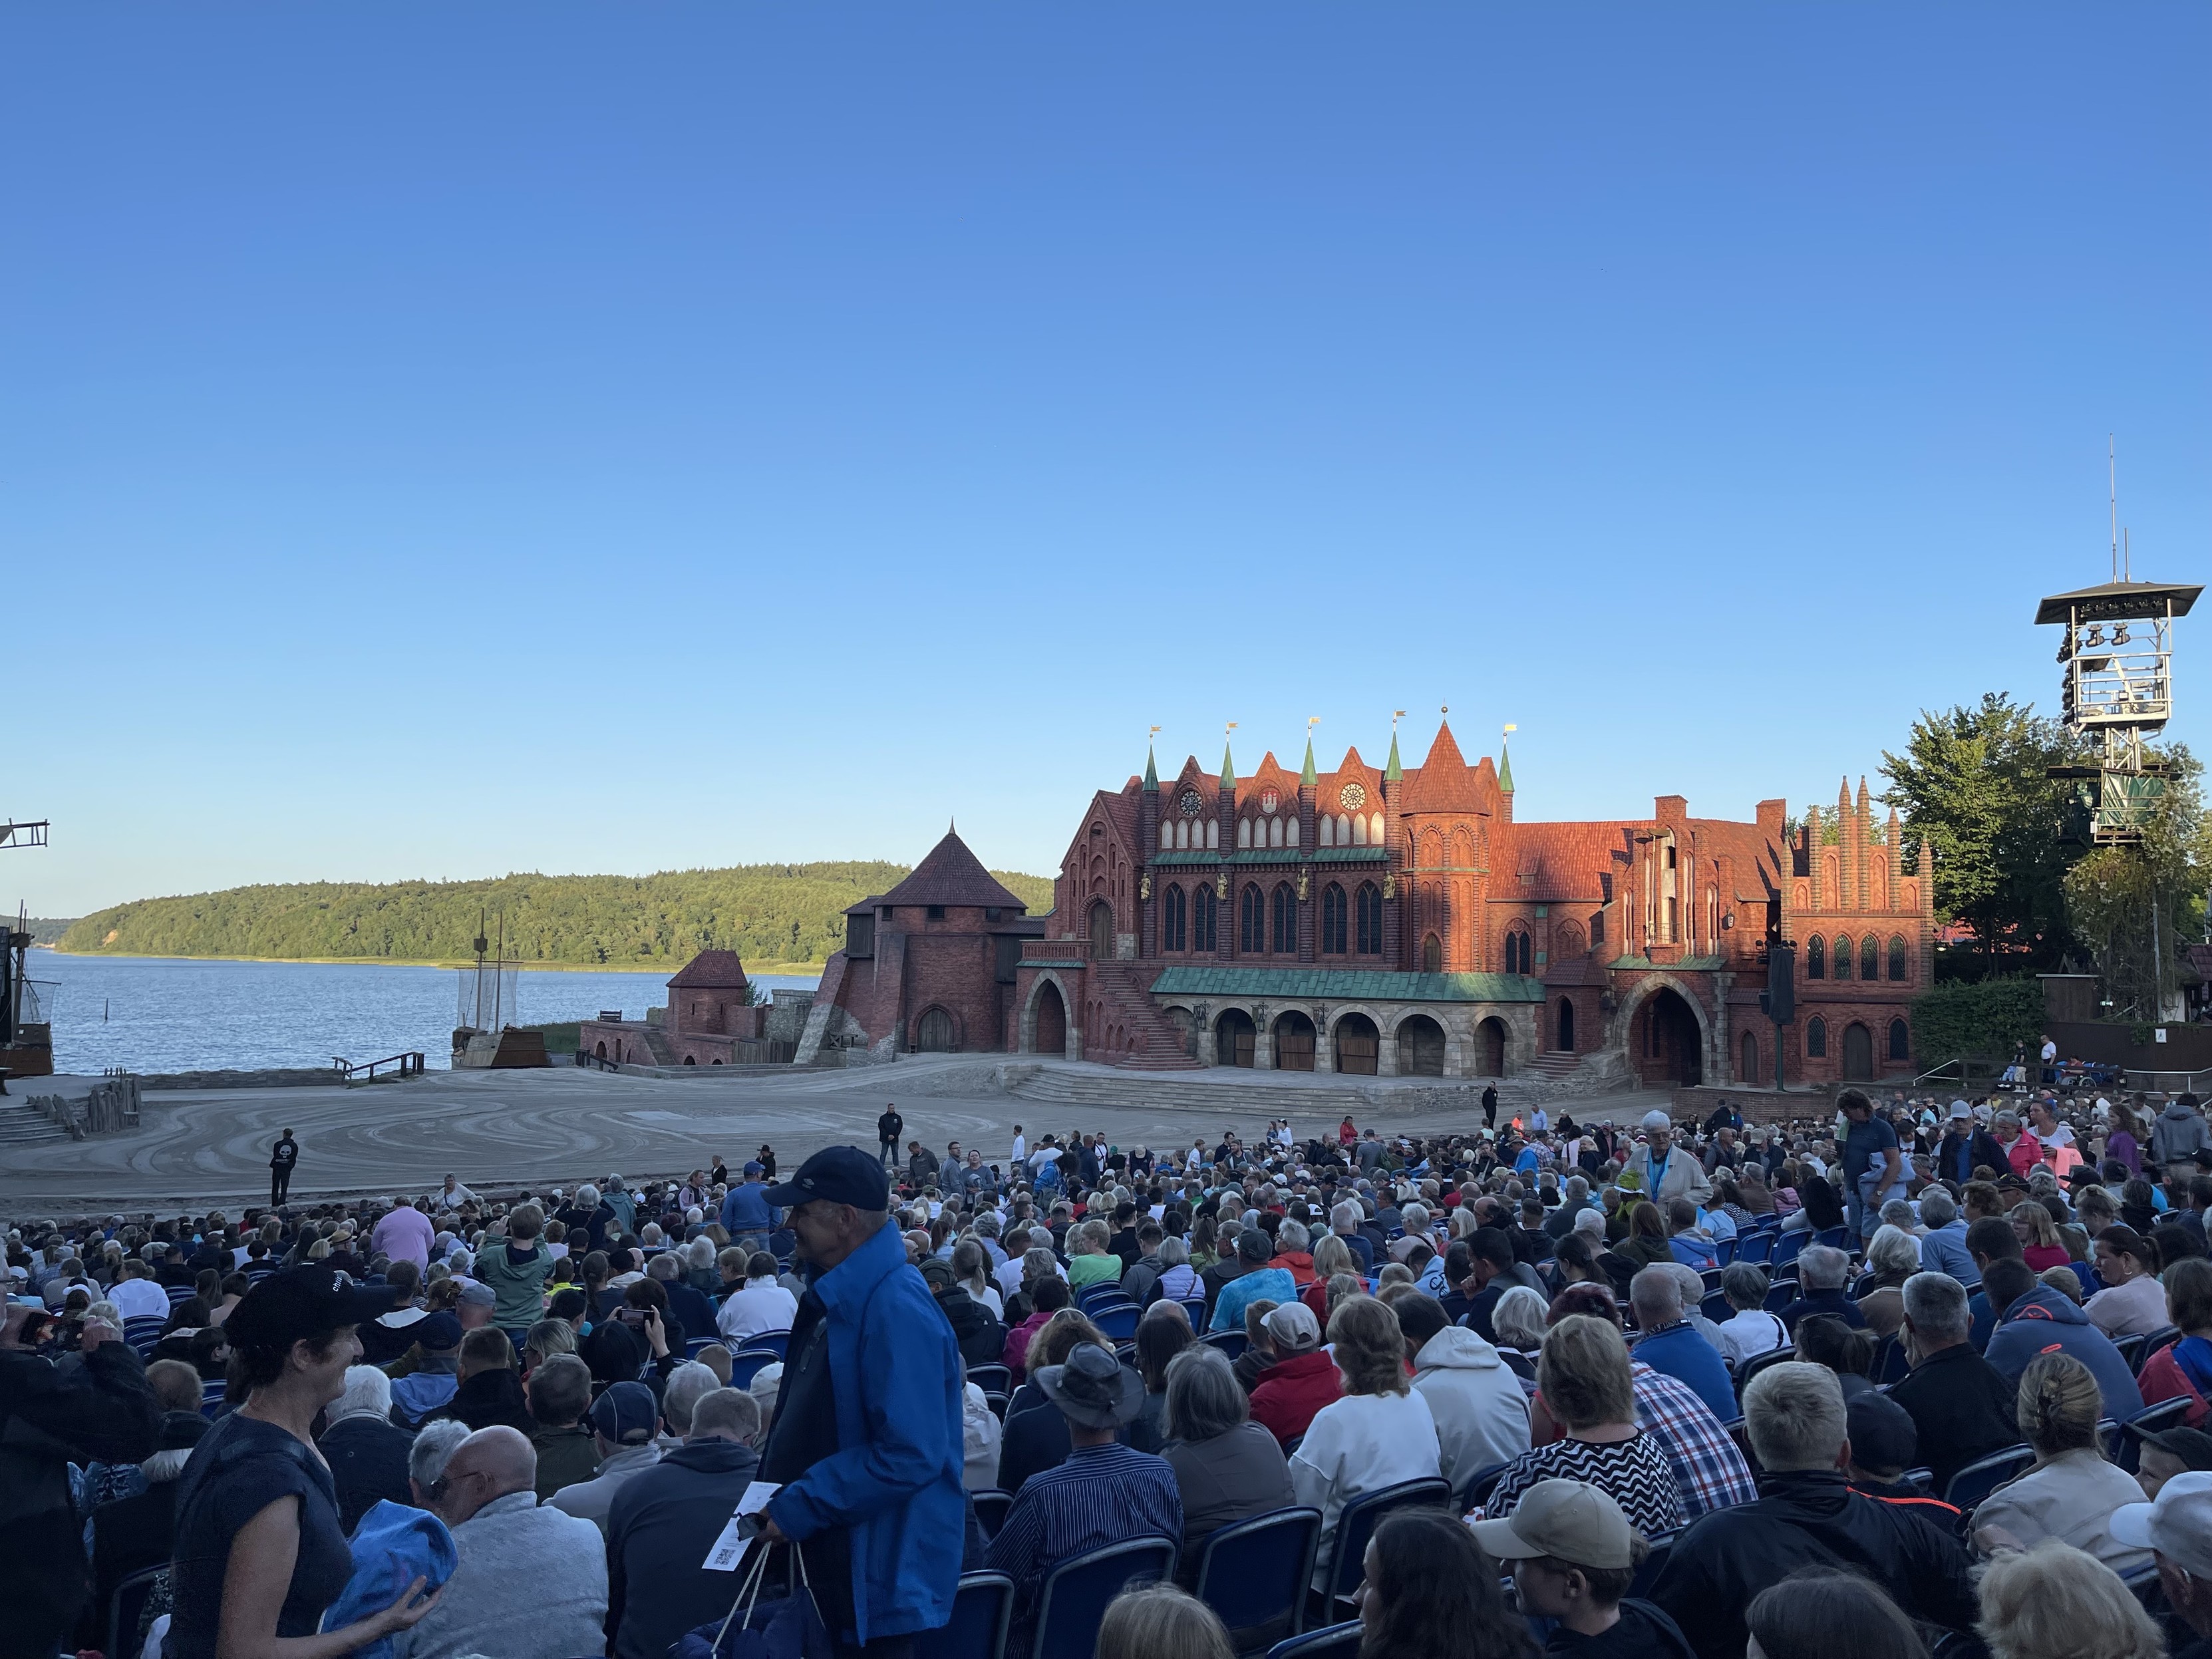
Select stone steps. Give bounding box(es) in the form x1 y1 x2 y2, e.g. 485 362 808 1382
0 1104 70 1145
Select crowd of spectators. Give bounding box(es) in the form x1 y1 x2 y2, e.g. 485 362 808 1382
3 1080 2212 1659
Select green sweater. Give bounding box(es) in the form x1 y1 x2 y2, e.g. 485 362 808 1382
476 1241 554 1328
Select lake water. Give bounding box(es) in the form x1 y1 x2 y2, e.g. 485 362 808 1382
23 952 820 1074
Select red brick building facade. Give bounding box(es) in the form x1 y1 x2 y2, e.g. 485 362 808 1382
579 949 762 1067
795 830 1044 1063
998 722 1933 1086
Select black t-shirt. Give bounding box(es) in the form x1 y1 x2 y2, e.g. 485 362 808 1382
168 1413 352 1659
1545 1600 1696 1658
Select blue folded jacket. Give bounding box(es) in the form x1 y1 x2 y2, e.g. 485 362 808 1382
320 1499 458 1659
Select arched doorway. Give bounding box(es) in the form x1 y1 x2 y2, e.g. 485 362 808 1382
1034 982 1067 1056
1842 1021 1875 1080
915 1007 955 1052
1396 1015 1446 1076
1088 901 1114 961
1636 988 1703 1086
1215 1008 1257 1068
595 1040 606 1058
1421 933 1443 972
1333 1013 1379 1075
1273 1012 1316 1072
1475 1016 1507 1076
1555 998 1576 1052
1740 1030 1759 1084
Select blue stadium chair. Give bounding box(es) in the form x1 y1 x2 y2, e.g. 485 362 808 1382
1944 1445 2034 1511
1032 1536 1178 1659
1193 1506 1323 1656
1318 1479 1450 1620
2116 1398 2192 1473
1813 1226 1851 1251
2112 1332 2148 1373
108 1565 166 1659
1762 1282 1796 1314
1267 1623 1362 1659
1700 1290 1733 1324
1179 1298 1209 1328
1091 1304 1142 1342
1454 1460 1512 1514
726 1348 782 1389
123 1317 166 1360
1734 1231 1775 1267
1732 1346 1796 1402
685 1338 726 1363
971 1489 1015 1539
1868 1331 1910 1387
917 1572 1013 1659
1714 1236 1737 1267
165 1284 195 1308
1700 1268 1726 1293
745 1329 790 1360
1772 1231 1808 1271
967 1362 1013 1397
1202 1330 1247 1362
1077 1284 1133 1316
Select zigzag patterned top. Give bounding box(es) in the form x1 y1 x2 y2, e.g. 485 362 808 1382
1486 1429 1686 1539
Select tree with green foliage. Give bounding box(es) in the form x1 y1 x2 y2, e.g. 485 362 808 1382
1909 977 2046 1067
2062 744 2211 1021
1879 693 2084 976
57 860 1054 969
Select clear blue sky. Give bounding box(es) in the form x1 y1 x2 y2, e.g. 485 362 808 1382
6 6 2206 919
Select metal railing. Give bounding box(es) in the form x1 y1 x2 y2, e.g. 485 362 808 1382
333 1052 426 1083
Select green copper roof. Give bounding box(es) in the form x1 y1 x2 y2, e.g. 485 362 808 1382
1150 967 1546 1003
1498 737 1514 794
1221 742 1235 790
1607 955 1726 972
1144 746 1158 792
1301 737 1317 786
1385 731 1402 782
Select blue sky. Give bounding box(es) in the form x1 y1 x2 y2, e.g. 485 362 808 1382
5 6 2206 919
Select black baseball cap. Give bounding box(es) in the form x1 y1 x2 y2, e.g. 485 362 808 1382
764 1145 891 1212
224 1265 397 1353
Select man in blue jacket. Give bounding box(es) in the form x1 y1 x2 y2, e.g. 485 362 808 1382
760 1146 964 1655
1979 1257 2145 1424
718 1161 779 1244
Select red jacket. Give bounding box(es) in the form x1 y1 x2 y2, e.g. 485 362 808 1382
1249 1349 1343 1447
2004 1132 2044 1178
1003 1310 1052 1380
1275 1250 1317 1289
2138 1345 2209 1428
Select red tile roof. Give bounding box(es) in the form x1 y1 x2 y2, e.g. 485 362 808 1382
667 949 750 990
877 829 1029 911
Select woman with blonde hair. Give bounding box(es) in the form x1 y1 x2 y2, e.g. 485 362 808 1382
1095 1583 1235 1659
2010 1203 2070 1273
1302 1234 1358 1319
1975 1539 2164 1659
1488 1313 1683 1537
1289 1294 1442 1591
1972 1351 2153 1572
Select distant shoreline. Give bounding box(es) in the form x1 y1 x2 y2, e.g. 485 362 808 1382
33 946 825 975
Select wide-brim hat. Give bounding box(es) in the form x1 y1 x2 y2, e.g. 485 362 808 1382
1034 1341 1144 1428
224 1265 398 1354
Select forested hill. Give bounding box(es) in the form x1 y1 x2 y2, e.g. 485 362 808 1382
57 862 1055 969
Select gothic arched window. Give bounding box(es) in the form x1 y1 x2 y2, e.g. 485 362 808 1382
1271 885 1297 953
1504 927 1532 975
1887 935 1907 982
1163 885 1186 953
1860 935 1880 981
1421 932 1443 973
1193 886 1216 952
1807 1016 1828 1058
1806 935 1825 979
1239 885 1265 953
1356 883 1383 955
1321 884 1348 955
1888 1018 1911 1060
1832 936 1853 980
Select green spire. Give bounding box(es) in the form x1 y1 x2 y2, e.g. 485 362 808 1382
1143 746 1158 792
1219 741 1236 790
1300 736 1317 787
1384 730 1402 782
1499 737 1514 794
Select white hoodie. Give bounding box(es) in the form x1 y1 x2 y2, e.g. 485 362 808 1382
1410 1326 1533 1489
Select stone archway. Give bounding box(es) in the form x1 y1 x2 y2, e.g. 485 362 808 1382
1021 974 1074 1060
1614 975 1713 1089
1395 1014 1446 1076
1088 901 1115 961
1333 1012 1380 1075
915 1006 957 1052
1273 1010 1317 1072
1474 1016 1508 1077
1215 1007 1257 1068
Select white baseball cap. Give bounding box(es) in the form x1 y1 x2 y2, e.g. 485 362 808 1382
2109 1470 2212 1580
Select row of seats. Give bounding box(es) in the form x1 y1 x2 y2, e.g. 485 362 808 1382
937 1477 1453 1659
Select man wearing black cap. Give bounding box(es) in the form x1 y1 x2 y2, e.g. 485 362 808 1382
756 1145 963 1656
983 1341 1182 1659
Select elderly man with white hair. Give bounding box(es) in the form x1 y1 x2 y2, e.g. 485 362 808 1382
321 1364 414 1531
1778 1243 1866 1334
1648 1362 1977 1658
1621 1111 1712 1209
395 1426 607 1659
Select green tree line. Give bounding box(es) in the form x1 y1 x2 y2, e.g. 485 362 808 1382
56 862 1055 969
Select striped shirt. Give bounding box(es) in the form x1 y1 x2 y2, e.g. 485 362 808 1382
985 1441 1182 1659
1488 1430 1684 1538
1631 1360 1758 1520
